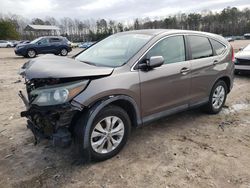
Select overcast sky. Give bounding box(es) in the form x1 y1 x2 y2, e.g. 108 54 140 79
0 0 250 21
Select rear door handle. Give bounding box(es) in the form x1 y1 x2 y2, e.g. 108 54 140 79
180 67 190 74
213 60 219 65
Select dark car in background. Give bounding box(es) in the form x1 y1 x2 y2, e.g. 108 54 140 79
15 36 72 58
20 40 30 44
12 40 30 47
235 44 250 74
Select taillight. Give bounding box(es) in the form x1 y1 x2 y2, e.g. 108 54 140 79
231 46 235 62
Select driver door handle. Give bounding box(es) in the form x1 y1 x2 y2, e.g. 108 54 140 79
180 67 190 75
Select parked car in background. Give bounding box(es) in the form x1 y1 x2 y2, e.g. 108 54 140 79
68 41 79 48
0 40 14 48
15 36 72 58
8 40 20 47
244 33 250 39
78 41 96 48
20 40 30 44
19 29 234 161
225 37 234 42
234 44 250 74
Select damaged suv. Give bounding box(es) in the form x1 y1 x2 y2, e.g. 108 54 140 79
19 29 234 161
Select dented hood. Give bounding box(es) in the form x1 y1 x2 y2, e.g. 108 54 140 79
20 55 114 80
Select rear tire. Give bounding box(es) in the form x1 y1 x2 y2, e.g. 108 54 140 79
203 80 228 114
75 105 131 161
60 48 68 56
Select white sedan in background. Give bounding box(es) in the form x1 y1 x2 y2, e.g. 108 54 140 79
0 40 14 48
235 44 250 74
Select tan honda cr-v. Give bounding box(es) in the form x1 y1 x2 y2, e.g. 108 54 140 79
19 29 234 161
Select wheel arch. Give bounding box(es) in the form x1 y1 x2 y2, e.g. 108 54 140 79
216 76 231 93
88 95 142 127
60 46 68 51
74 95 142 151
26 48 37 56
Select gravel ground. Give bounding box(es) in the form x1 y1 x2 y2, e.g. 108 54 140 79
0 41 250 188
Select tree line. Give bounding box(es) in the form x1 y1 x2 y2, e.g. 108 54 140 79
0 7 250 41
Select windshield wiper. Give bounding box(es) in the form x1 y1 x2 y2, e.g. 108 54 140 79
79 60 97 66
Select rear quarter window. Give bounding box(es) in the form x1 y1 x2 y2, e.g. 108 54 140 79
210 39 226 55
188 35 213 60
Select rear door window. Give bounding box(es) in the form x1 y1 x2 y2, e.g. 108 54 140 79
210 39 226 55
49 38 61 43
188 36 213 59
146 35 186 64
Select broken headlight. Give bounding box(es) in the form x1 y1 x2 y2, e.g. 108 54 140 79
30 80 89 106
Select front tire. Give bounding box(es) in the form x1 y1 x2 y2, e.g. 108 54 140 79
26 49 36 58
75 105 131 161
204 80 228 114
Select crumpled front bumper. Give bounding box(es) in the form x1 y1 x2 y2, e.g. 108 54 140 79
19 91 78 147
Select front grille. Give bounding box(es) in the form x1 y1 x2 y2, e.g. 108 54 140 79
236 58 250 65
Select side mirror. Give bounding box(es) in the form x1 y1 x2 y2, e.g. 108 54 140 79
37 42 41 45
138 56 164 70
239 47 243 51
147 56 164 68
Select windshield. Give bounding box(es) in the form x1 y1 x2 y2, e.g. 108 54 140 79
243 45 250 51
75 33 152 67
30 37 42 44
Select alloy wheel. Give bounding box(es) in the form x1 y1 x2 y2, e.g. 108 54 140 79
28 50 36 58
90 116 125 154
61 49 67 56
212 85 225 109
